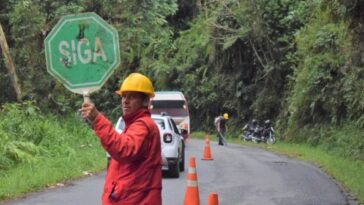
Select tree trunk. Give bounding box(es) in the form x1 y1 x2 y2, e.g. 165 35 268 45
0 22 22 102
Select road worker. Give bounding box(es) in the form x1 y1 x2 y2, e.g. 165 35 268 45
215 113 229 145
80 73 162 205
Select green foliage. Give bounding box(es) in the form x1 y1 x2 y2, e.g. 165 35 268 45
289 122 364 161
0 102 98 170
8 1 48 102
3 141 40 164
286 1 354 139
0 0 363 162
342 66 364 126
149 0 311 132
1 0 178 115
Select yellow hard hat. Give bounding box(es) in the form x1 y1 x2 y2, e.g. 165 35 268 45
223 113 229 120
115 73 155 97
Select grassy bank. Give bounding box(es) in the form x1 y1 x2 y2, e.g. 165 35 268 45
0 103 107 202
0 147 106 201
191 131 364 204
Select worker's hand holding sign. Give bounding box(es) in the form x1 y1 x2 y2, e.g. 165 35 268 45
80 102 99 122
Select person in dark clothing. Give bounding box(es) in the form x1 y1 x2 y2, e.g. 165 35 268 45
215 113 229 145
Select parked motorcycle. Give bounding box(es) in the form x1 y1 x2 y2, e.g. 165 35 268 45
241 119 258 141
242 119 276 144
251 126 264 143
241 129 253 141
260 120 276 144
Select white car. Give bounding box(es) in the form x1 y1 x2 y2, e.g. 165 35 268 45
114 113 185 178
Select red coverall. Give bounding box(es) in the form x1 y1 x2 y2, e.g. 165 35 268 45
92 108 162 205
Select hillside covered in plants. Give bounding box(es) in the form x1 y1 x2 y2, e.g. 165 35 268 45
1 0 363 161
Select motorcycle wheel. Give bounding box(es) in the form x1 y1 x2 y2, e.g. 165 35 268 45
267 137 276 145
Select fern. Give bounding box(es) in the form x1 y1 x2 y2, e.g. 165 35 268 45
3 141 40 164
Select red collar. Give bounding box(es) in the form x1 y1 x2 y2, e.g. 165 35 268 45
122 108 150 125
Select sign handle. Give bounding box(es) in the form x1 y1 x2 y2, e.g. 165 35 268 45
82 93 92 125
82 90 91 103
83 94 91 103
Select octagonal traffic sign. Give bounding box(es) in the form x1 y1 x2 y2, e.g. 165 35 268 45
45 12 120 95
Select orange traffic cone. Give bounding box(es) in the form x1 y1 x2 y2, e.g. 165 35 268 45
183 157 200 205
202 135 213 160
207 192 219 205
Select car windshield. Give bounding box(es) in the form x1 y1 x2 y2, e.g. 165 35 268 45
150 100 188 117
153 118 166 130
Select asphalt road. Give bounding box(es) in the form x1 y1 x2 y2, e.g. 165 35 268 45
2 139 352 205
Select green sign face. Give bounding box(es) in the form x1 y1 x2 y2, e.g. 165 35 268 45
45 12 120 94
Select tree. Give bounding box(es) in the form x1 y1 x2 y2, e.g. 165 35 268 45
0 22 22 102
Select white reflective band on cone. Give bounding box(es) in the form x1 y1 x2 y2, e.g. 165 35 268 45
187 180 198 187
188 167 196 173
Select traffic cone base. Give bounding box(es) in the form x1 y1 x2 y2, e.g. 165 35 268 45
184 157 200 205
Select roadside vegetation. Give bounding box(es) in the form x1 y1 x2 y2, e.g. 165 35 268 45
192 131 364 204
0 102 106 201
1 0 362 162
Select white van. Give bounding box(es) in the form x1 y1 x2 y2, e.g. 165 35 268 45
149 91 190 140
